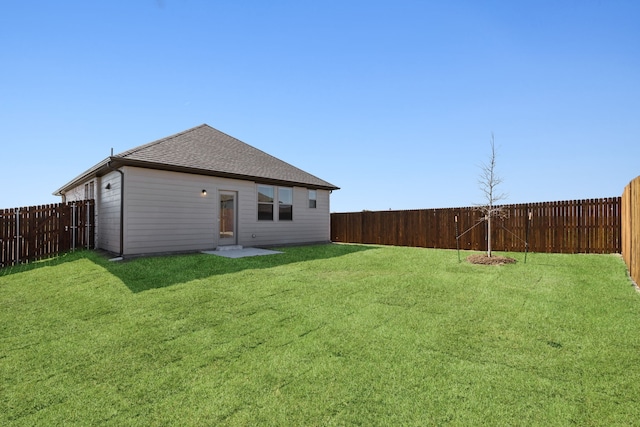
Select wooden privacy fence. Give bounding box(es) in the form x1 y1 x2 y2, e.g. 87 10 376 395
331 198 621 254
0 201 95 268
622 176 640 285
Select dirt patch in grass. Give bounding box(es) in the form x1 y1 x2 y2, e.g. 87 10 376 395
467 254 517 265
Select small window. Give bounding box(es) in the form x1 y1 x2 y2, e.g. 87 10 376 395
308 190 317 208
258 185 274 221
279 187 293 221
84 181 95 200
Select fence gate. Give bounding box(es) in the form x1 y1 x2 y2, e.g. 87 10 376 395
0 200 95 268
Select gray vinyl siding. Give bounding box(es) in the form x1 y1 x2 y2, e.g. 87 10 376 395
63 183 88 203
97 171 121 254
123 167 216 255
120 167 332 255
242 186 331 247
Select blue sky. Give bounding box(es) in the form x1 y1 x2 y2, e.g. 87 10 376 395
1 0 638 212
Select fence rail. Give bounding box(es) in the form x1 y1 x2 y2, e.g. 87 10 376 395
622 176 640 285
0 201 95 268
331 198 621 254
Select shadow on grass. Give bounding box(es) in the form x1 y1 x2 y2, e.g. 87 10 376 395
0 244 374 293
111 243 376 293
0 250 94 278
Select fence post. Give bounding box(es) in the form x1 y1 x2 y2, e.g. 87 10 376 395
525 210 532 263
0 200 95 269
455 215 460 262
85 200 90 249
15 208 20 264
71 203 76 252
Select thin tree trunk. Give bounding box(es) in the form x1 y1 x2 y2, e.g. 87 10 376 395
478 133 505 258
487 215 492 257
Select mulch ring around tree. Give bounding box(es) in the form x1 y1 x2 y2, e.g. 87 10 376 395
467 254 517 265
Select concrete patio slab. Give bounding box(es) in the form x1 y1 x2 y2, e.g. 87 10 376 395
201 247 282 259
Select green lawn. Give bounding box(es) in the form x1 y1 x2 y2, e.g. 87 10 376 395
1 245 639 426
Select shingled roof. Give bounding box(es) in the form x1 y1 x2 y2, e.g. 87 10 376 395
54 124 339 195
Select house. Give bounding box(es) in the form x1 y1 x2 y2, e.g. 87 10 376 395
53 124 339 257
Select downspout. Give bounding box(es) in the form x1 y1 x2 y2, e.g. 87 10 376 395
107 160 124 257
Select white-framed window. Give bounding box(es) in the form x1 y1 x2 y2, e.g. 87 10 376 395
308 189 317 208
84 181 95 200
258 185 274 221
257 185 294 221
279 187 293 221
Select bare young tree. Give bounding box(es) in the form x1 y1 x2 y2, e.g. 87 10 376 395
477 133 507 257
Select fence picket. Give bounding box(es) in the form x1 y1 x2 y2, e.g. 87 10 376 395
331 198 622 254
0 201 95 268
622 177 640 285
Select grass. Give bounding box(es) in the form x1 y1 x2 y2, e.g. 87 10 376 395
1 244 639 426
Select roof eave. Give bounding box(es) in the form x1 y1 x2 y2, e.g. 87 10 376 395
53 156 340 196
114 158 340 190
52 157 115 196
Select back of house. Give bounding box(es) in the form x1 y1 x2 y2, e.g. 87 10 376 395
53 124 339 257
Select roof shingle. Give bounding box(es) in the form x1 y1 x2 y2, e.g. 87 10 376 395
54 124 339 195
